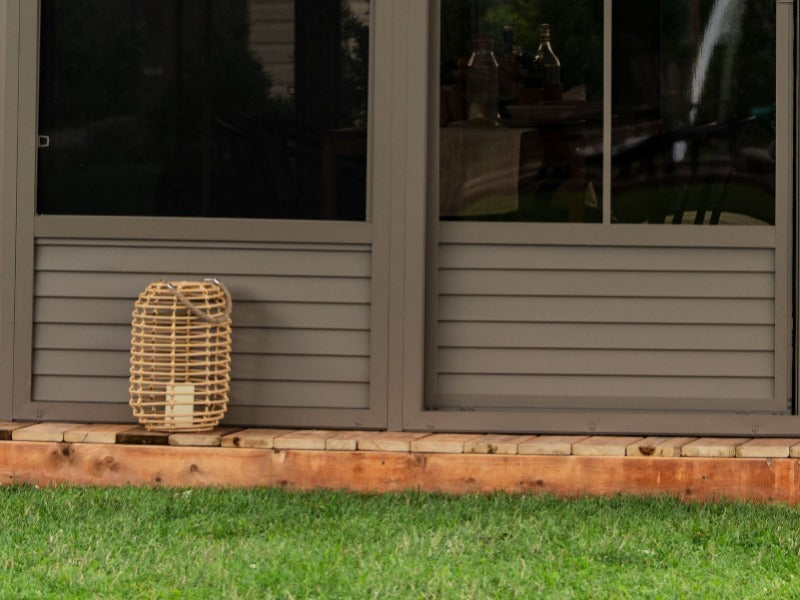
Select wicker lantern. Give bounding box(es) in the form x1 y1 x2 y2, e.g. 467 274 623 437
129 279 232 432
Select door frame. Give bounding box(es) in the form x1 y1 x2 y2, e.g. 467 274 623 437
395 0 800 436
3 0 395 429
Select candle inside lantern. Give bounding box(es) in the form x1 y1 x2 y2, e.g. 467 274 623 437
166 383 195 427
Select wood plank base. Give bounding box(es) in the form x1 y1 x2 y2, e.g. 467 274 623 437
0 441 798 504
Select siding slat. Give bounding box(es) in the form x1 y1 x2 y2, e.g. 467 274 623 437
439 269 773 299
439 244 774 272
438 296 774 325
34 325 369 355
36 245 371 277
33 377 369 408
438 348 773 378
437 374 774 400
34 350 370 382
35 272 370 303
35 298 370 329
438 322 774 351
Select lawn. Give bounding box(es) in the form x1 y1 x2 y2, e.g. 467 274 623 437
1 486 799 598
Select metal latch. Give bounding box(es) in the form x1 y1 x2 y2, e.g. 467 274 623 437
37 135 50 148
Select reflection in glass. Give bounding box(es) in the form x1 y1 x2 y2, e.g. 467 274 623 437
612 0 776 225
439 0 603 222
37 0 370 220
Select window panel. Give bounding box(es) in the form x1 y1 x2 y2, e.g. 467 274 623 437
438 0 604 223
36 0 370 220
611 0 776 225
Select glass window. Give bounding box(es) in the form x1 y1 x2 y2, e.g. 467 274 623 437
36 0 370 220
612 0 775 225
437 0 776 226
439 0 604 222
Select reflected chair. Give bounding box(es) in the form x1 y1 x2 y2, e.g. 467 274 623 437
611 115 774 225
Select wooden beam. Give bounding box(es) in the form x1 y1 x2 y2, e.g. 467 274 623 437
410 434 483 454
64 424 137 444
168 428 241 448
682 438 751 458
737 438 800 458
464 435 536 455
627 437 697 457
0 442 797 504
11 422 83 442
356 432 429 452
573 436 644 457
517 435 587 456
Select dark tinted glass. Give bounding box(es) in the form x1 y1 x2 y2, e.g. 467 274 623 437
37 0 370 220
439 0 604 222
612 0 775 225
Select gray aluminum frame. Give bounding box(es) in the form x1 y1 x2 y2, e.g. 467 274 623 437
400 0 800 435
1 0 798 436
2 0 393 428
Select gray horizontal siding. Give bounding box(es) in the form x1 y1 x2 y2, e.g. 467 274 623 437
438 348 772 378
438 322 773 351
437 375 774 401
34 351 369 382
31 240 371 411
438 245 775 272
35 272 369 303
434 243 777 406
439 269 773 299
35 299 370 329
439 296 774 324
33 377 369 408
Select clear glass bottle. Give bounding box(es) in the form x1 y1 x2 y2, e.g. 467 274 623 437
534 24 562 102
466 36 499 123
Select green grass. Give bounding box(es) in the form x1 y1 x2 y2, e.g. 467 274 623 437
1 487 800 598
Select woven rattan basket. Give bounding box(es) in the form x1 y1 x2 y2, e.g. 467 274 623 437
129 279 232 432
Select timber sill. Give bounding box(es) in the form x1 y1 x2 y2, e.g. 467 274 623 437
2 422 800 503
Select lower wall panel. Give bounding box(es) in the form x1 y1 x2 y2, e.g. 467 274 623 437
432 242 780 411
31 239 372 415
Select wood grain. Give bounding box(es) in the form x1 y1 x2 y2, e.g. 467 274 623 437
0 443 798 505
0 422 33 441
64 424 137 444
517 436 587 456
681 438 751 458
325 431 365 451
11 422 83 442
627 437 697 457
573 437 644 457
410 434 483 454
464 435 536 455
168 428 241 447
736 438 800 458
220 429 292 449
273 430 338 450
356 432 429 452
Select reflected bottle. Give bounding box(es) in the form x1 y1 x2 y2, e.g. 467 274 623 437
466 35 499 123
534 24 562 103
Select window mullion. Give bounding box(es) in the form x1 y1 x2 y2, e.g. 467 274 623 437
603 0 612 225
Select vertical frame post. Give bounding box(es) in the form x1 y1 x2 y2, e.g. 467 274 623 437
0 0 20 420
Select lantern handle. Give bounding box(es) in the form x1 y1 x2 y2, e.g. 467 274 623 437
164 279 232 324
